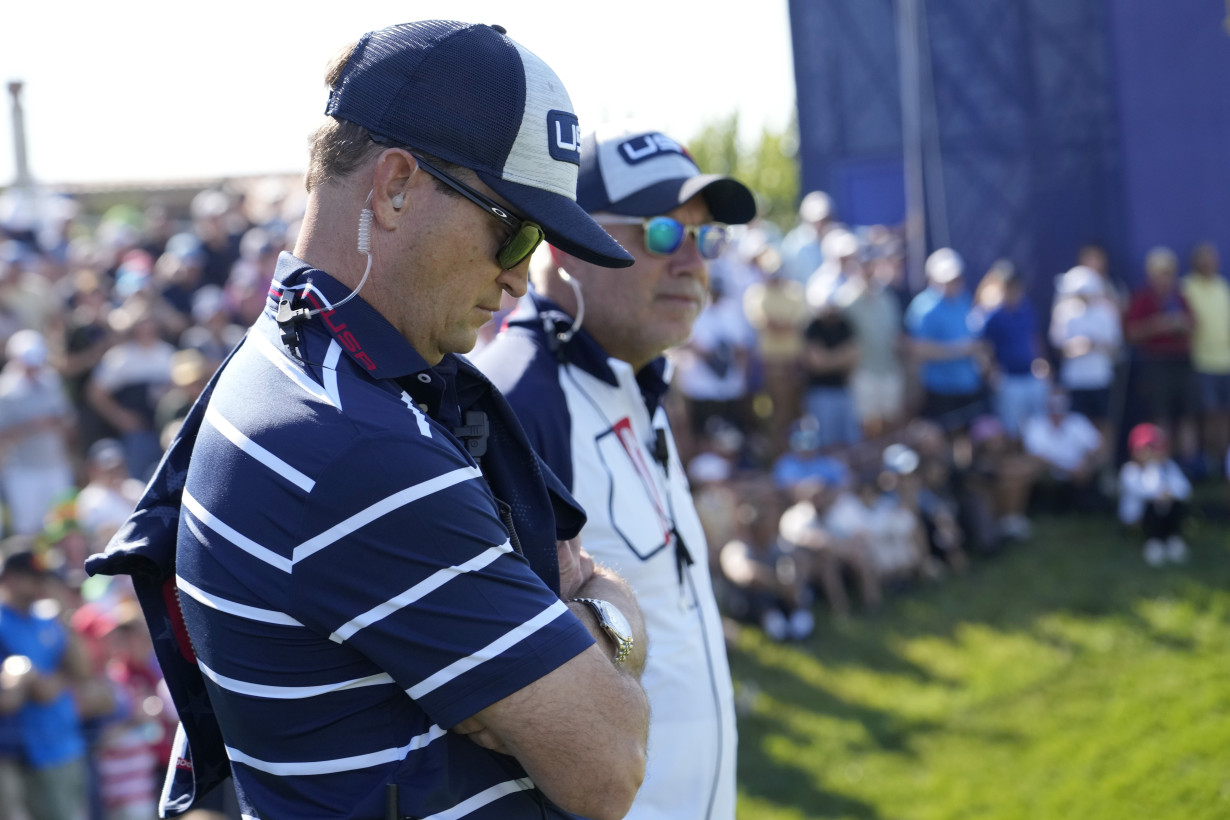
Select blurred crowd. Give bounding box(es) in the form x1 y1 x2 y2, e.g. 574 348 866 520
0 179 1227 818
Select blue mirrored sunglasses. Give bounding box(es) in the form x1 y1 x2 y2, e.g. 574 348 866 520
596 215 730 260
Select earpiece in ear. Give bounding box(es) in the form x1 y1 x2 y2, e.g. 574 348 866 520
392 193 405 210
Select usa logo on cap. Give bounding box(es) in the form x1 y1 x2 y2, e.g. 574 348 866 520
548 110 581 164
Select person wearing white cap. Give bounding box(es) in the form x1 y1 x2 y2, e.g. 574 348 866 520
0 329 76 539
904 248 988 430
779 190 838 284
1049 264 1124 444
475 122 757 820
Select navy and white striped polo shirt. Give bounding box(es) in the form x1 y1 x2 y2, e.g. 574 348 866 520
175 253 594 819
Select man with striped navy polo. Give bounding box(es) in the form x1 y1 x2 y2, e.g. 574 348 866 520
475 123 757 819
87 21 649 820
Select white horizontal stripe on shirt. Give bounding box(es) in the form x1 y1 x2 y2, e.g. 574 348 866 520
204 405 316 493
251 328 336 408
183 491 293 573
330 540 514 643
323 339 343 410
176 574 303 627
198 659 393 700
226 724 447 776
422 778 536 820
408 600 571 700
292 465 483 564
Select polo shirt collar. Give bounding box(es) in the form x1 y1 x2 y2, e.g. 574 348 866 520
505 290 672 414
267 252 436 383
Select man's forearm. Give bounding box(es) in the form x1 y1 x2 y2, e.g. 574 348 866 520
568 565 648 679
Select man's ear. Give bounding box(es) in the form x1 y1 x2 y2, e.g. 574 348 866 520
370 149 423 228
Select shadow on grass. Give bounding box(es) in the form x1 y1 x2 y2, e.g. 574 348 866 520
729 507 1230 816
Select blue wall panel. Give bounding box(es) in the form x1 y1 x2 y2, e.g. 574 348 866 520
789 0 1227 297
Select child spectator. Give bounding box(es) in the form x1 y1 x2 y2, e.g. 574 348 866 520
1118 423 1192 567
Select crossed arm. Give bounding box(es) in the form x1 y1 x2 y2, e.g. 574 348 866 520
453 539 649 820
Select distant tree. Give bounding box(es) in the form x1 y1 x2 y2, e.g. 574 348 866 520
686 112 800 234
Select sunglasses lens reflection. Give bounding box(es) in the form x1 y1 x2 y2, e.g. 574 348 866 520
644 217 686 255
497 222 546 269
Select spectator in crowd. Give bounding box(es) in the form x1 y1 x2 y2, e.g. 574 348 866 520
779 190 838 284
1022 385 1107 513
741 245 809 460
773 415 852 494
824 470 928 588
84 297 175 482
1124 246 1200 471
801 289 861 450
1180 242 1230 479
1074 241 1129 315
0 330 76 538
914 454 972 575
965 414 1043 543
804 226 861 310
777 476 884 618
833 241 908 439
1049 265 1124 450
0 241 56 336
971 261 1049 438
905 248 986 432
1119 423 1192 567
74 439 143 551
153 348 213 437
673 273 758 443
56 269 117 456
187 190 243 291
718 494 815 642
176 285 244 368
0 546 92 820
153 232 208 333
95 601 172 820
223 226 283 328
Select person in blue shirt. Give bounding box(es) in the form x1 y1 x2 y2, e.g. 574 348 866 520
905 248 988 431
0 547 91 820
87 21 649 820
972 261 1050 438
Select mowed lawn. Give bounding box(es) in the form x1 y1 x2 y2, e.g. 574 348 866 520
729 501 1230 820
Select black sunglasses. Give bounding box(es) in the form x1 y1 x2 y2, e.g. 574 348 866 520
369 140 544 270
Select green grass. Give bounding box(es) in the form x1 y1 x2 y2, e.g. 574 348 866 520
730 502 1230 820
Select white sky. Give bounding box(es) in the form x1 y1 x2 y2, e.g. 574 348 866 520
0 1 796 186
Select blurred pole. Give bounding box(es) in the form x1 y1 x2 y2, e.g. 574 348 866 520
917 0 951 251
896 0 928 292
7 81 32 190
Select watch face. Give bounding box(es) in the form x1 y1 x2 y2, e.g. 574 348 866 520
596 599 633 642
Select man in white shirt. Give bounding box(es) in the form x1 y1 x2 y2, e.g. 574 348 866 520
1022 386 1107 512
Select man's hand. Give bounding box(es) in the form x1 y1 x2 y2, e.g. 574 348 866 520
556 538 595 601
452 716 511 755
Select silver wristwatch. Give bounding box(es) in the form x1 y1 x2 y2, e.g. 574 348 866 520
572 598 634 664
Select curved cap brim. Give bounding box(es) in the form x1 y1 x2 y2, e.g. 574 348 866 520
604 174 757 225
478 172 635 268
